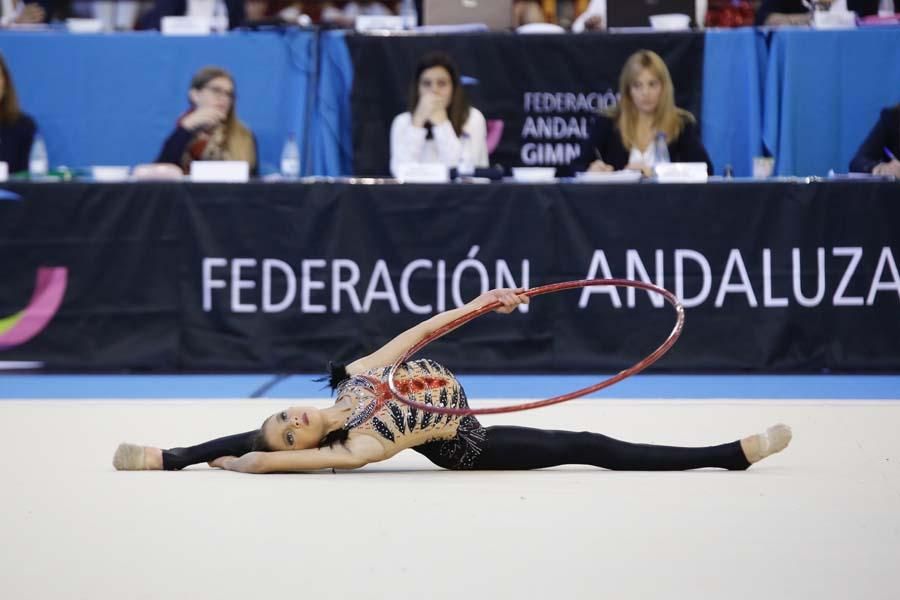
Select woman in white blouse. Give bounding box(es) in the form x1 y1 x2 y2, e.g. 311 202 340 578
390 52 489 178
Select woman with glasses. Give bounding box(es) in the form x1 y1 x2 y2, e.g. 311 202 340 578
156 66 258 176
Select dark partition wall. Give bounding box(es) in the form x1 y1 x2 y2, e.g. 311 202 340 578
1 181 898 372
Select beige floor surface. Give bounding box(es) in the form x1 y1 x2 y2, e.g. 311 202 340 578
1 398 898 600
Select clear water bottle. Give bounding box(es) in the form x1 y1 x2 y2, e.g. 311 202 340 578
457 133 474 178
654 131 670 165
280 133 300 179
211 0 229 32
29 133 49 178
399 0 417 29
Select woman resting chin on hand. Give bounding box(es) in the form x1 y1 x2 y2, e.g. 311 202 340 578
389 51 489 177
155 66 258 176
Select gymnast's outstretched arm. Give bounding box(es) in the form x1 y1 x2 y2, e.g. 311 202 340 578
345 287 528 377
209 434 386 473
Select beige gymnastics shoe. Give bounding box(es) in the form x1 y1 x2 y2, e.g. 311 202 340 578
743 424 793 464
112 443 148 470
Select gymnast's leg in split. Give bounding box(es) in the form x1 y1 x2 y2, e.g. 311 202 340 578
414 424 792 471
114 423 791 472
113 430 259 471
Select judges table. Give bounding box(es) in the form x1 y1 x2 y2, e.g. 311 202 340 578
1 179 898 373
1 27 897 178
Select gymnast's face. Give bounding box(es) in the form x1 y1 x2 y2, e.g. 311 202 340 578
261 406 326 451
418 66 453 109
629 68 662 116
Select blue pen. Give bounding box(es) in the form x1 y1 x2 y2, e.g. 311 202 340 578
884 147 898 161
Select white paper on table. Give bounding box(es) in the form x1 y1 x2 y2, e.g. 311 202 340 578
189 160 249 183
573 170 643 183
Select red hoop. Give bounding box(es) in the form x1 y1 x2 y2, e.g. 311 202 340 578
386 279 685 416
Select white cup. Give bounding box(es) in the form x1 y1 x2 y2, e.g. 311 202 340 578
753 156 774 178
187 0 215 17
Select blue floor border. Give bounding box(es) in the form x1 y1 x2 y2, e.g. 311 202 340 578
0 374 897 400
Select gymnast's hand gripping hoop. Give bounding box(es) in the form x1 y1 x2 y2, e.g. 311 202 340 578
386 279 686 416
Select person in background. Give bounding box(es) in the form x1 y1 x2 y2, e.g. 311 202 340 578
849 103 900 177
156 66 257 176
244 0 307 24
586 49 712 176
389 51 488 177
0 52 36 174
514 0 546 25
320 0 392 27
755 0 879 25
571 0 605 31
0 0 46 24
138 0 244 29
69 0 148 30
2 0 74 24
704 0 754 27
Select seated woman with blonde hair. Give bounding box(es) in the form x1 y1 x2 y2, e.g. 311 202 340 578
156 66 258 176
586 49 713 176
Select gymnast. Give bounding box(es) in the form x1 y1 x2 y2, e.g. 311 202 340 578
113 287 791 474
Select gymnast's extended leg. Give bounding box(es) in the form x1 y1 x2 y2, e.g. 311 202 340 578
467 424 791 471
113 430 259 471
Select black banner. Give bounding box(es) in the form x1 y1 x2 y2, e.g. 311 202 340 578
1 181 899 372
0 184 182 369
347 32 705 176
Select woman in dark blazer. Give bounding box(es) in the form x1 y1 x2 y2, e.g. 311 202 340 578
849 104 900 177
0 52 37 175
586 50 713 177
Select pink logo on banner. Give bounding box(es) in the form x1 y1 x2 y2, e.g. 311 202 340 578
0 267 68 350
486 119 504 154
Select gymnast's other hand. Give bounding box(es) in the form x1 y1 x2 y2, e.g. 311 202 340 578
474 288 530 314
209 453 264 473
208 455 237 469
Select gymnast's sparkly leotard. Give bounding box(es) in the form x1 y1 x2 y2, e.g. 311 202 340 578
335 359 487 469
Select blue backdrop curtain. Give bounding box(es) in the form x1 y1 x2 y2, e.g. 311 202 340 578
763 29 900 177
0 30 315 175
